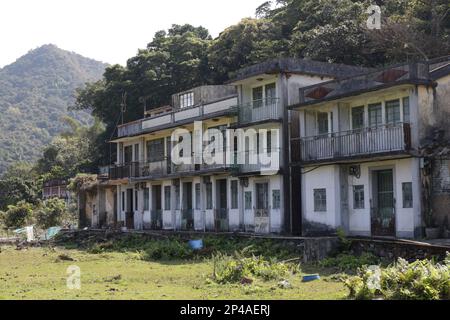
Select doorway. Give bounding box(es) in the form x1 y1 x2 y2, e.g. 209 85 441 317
371 169 395 237
126 188 134 229
255 182 270 233
182 182 194 230
152 185 162 229
215 179 228 231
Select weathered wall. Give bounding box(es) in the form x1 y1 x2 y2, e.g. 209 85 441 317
431 159 450 228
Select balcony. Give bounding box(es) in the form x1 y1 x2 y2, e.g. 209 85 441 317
117 96 238 138
295 123 411 163
237 98 281 126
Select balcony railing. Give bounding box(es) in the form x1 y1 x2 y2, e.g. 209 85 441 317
237 98 280 125
117 96 238 138
108 147 282 180
295 123 411 162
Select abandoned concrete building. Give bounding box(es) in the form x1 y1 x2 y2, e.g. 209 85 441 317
290 56 450 238
79 56 450 239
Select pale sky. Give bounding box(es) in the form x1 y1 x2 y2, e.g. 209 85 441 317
0 0 266 68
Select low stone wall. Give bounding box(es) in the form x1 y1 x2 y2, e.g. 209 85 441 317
350 238 450 261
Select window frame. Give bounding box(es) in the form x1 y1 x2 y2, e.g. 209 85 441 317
164 186 171 211
313 188 327 212
402 182 413 208
353 185 365 209
179 92 194 109
231 180 238 209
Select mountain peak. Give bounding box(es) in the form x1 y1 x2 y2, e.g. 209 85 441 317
0 46 107 173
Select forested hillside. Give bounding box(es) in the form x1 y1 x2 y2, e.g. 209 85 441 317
0 44 107 173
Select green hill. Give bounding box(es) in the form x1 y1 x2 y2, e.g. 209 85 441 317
0 44 107 174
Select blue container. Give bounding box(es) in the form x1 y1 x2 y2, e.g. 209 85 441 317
302 274 320 282
188 239 204 250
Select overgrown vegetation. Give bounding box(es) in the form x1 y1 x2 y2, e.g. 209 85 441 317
211 249 295 284
319 253 380 272
345 253 450 300
56 233 300 262
0 198 75 231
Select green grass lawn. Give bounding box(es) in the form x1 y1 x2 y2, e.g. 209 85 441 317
0 245 347 300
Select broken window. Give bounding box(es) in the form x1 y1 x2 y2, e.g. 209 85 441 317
402 182 413 208
313 188 327 212
353 185 365 209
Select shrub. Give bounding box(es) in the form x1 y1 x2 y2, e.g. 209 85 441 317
345 253 450 300
212 249 291 284
0 201 33 229
34 198 68 229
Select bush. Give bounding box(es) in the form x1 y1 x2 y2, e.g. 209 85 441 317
0 201 33 229
319 253 380 272
345 253 450 300
34 198 70 229
212 249 291 284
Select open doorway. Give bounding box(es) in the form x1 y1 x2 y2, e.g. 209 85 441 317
126 188 134 229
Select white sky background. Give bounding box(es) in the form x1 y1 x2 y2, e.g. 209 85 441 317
0 0 266 68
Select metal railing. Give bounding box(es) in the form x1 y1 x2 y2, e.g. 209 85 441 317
295 123 411 162
181 209 194 230
117 96 238 138
151 210 163 230
238 98 280 125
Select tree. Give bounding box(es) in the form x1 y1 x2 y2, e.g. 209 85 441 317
0 201 33 229
35 198 69 229
72 24 213 145
208 18 288 82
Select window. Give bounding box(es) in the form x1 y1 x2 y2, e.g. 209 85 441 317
164 186 171 210
317 112 329 135
134 144 140 162
402 182 413 208
122 192 125 211
386 99 400 124
135 190 138 211
352 106 365 129
244 192 252 210
272 190 280 209
231 180 238 209
313 189 327 212
144 188 150 211
403 97 410 123
252 86 263 108
265 83 276 101
146 138 165 162
353 185 365 209
175 184 180 210
369 103 382 127
195 183 201 210
179 92 194 108
206 182 213 209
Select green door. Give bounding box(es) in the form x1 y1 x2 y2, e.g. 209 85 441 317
371 170 395 236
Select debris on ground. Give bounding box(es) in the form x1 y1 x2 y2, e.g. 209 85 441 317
278 280 292 289
56 253 75 262
302 274 320 282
